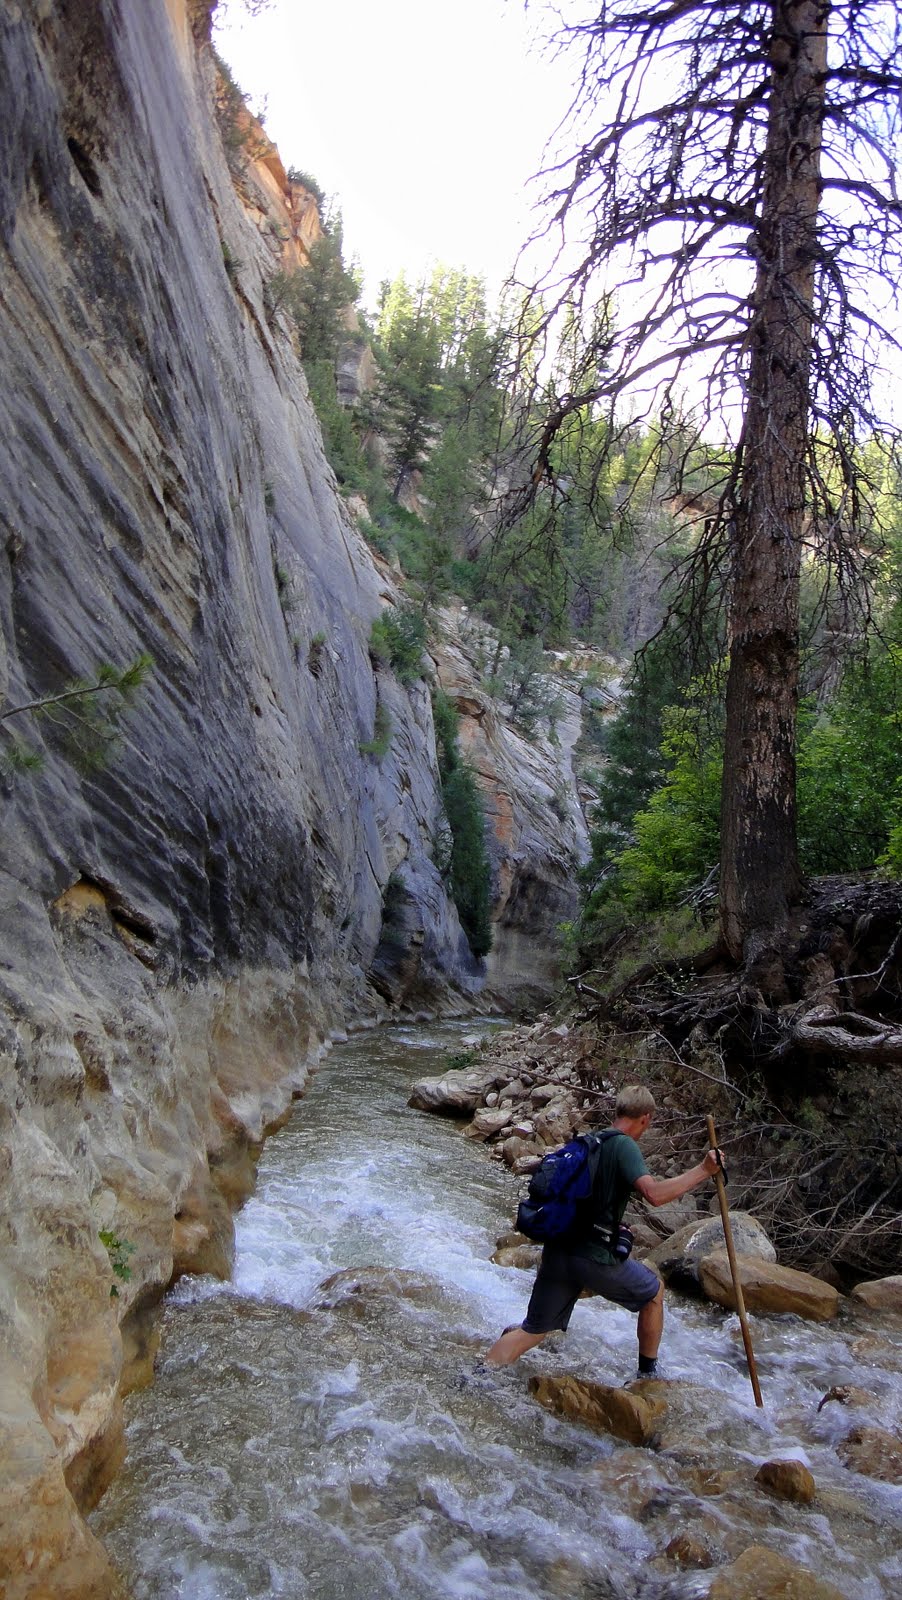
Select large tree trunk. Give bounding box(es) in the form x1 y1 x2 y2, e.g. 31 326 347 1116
720 0 829 964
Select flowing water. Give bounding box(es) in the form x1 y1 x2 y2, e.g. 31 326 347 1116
92 1021 902 1599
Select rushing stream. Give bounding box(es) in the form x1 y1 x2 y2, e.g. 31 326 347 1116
92 1021 902 1599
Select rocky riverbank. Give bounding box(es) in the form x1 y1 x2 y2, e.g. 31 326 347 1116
409 1017 902 1322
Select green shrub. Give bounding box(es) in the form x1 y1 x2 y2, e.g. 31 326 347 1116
303 360 373 492
359 701 392 758
879 811 902 876
796 646 902 873
369 606 428 686
583 688 723 922
99 1230 135 1298
0 654 153 779
286 167 326 206
432 688 460 780
443 764 493 956
221 240 241 282
213 52 252 154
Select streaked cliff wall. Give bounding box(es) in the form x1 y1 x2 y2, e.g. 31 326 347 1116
0 3 588 1591
0 2 477 1589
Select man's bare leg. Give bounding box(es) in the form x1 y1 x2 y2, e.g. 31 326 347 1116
637 1281 664 1363
485 1326 547 1366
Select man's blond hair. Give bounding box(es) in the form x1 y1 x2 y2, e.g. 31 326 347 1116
615 1084 656 1120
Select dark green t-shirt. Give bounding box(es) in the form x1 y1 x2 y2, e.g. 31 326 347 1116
582 1131 649 1263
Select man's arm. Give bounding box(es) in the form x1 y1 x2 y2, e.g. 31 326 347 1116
634 1147 722 1208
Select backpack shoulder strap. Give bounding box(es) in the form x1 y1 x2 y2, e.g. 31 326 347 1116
582 1127 623 1186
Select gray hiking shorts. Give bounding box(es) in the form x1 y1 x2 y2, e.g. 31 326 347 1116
522 1245 660 1334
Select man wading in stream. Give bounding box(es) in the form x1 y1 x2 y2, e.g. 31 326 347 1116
483 1085 723 1381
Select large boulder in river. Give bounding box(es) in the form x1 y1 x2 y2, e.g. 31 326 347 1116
707 1546 846 1600
849 1275 902 1314
407 1070 489 1116
644 1213 775 1294
698 1251 840 1321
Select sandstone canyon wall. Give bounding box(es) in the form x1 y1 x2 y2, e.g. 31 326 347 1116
0 3 587 1592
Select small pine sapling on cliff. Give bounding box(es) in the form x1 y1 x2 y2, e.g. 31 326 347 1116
0 653 153 778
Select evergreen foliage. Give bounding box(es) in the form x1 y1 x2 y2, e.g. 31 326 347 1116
304 358 372 493
579 570 902 945
260 156 902 968
431 689 492 958
359 701 392 759
286 166 326 206
797 641 902 875
291 225 360 365
368 606 428 686
0 655 154 779
442 763 493 958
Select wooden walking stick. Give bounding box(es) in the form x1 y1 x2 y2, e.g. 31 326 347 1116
706 1114 764 1409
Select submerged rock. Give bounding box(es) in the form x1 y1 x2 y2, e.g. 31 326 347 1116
849 1334 902 1373
664 1532 715 1569
313 1266 433 1310
837 1424 902 1484
707 1546 846 1599
698 1251 840 1321
494 1229 531 1250
754 1458 817 1504
816 1384 876 1413
491 1243 542 1270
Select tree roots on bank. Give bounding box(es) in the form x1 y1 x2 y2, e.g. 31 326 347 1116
568 877 902 1286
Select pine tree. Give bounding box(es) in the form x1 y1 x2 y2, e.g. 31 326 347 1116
506 0 902 966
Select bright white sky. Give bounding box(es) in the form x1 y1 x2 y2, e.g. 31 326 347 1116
212 0 572 309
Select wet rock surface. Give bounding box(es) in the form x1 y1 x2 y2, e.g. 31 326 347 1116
836 1424 902 1483
663 1530 715 1568
754 1457 817 1504
529 1373 666 1446
707 1545 848 1600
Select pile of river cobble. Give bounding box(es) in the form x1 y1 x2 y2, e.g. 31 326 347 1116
408 1016 702 1259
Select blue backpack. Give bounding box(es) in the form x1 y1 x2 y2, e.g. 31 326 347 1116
515 1129 621 1243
